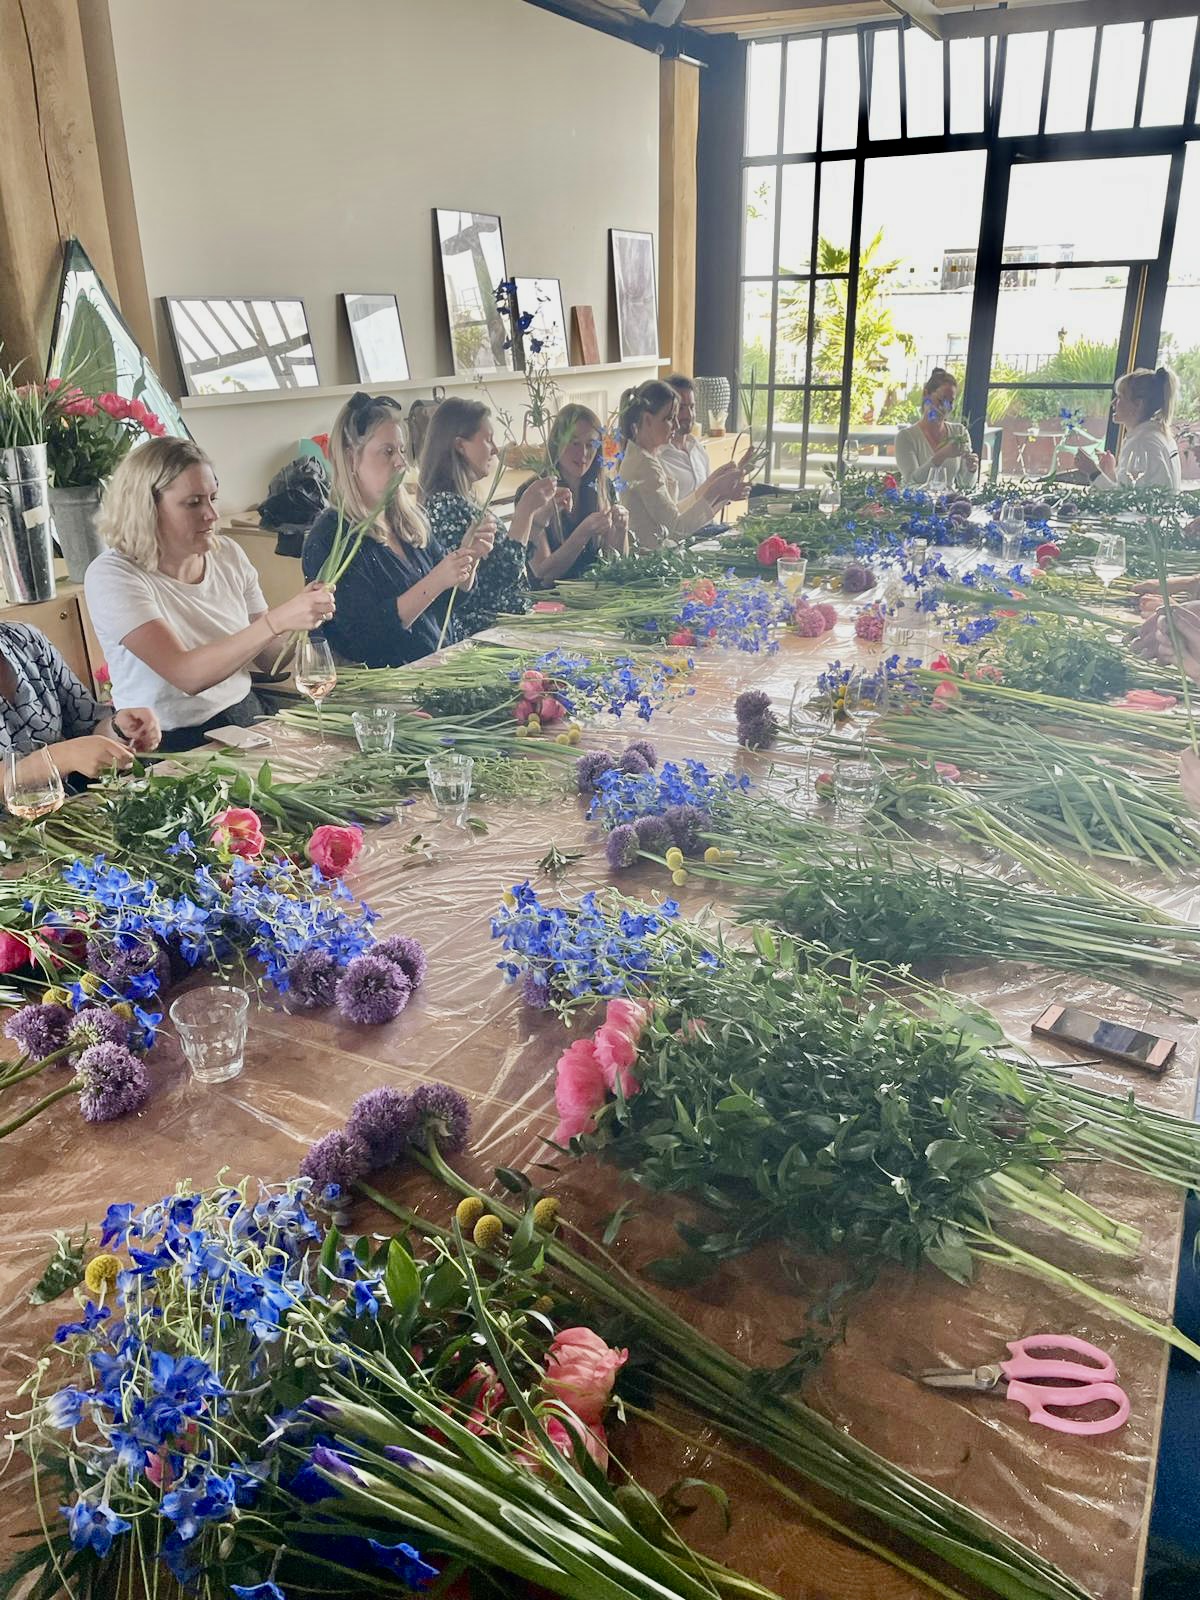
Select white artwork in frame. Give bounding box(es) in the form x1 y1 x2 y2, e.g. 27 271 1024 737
164 297 319 395
435 208 513 375
610 229 658 362
342 293 410 383
514 277 569 367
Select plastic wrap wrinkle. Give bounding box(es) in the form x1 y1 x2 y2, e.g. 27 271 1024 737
1 620 1195 1600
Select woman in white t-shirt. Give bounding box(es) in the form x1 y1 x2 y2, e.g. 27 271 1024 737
86 439 334 749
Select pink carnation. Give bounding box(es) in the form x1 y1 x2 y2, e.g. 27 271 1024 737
544 1327 628 1427
552 1037 607 1143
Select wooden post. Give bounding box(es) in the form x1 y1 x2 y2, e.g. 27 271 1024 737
659 55 700 377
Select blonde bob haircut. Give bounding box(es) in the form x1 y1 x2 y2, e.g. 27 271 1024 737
326 394 429 550
98 437 213 572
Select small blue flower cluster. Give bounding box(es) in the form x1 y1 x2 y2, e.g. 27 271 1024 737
670 576 792 654
588 758 750 832
492 881 688 1002
515 648 687 722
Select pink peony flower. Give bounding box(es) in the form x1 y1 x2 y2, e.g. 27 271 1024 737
306 823 364 878
553 1038 607 1143
605 997 647 1038
520 670 545 697
0 930 30 973
513 697 539 724
537 695 567 724
685 578 717 606
757 535 786 566
210 805 265 858
592 1023 640 1097
544 1327 628 1427
883 473 898 488
1035 541 1062 565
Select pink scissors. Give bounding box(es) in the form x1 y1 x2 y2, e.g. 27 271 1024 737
919 1334 1130 1436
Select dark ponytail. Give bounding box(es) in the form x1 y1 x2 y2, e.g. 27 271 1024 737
619 380 677 441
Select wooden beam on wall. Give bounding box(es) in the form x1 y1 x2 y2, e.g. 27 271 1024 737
0 0 116 377
659 55 700 376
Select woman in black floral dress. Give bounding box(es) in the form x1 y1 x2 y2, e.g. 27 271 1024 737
417 398 559 636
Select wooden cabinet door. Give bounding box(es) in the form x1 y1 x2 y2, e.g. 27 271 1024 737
5 596 93 691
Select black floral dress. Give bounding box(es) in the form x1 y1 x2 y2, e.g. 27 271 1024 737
425 493 530 636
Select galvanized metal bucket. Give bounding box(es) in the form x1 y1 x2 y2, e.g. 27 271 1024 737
0 443 57 602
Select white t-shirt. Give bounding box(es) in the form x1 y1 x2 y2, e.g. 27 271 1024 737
659 434 712 501
85 538 268 731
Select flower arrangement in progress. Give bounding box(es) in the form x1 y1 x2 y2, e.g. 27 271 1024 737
43 381 166 487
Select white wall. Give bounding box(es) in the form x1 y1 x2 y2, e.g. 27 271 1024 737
104 0 661 508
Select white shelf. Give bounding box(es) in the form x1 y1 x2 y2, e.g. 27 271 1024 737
179 358 669 411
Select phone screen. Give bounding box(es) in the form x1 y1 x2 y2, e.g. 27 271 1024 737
1044 1007 1162 1062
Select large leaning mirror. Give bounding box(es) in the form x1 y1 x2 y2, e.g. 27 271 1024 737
164 297 319 396
435 208 513 375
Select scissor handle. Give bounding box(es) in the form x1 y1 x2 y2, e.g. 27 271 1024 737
1005 1378 1130 1436
1004 1334 1117 1383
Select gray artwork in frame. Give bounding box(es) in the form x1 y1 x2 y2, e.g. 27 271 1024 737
514 277 569 367
435 208 513 375
610 228 659 362
164 297 320 396
342 293 411 383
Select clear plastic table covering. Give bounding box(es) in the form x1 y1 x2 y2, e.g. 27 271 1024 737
2 615 1197 1600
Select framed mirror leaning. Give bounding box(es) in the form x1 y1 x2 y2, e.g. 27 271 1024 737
342 293 410 383
164 297 319 396
435 208 513 375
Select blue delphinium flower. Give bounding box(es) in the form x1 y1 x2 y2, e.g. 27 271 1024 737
63 1495 132 1556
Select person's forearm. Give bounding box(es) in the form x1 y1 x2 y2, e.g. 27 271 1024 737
137 614 281 695
506 502 536 547
530 525 592 584
396 571 450 627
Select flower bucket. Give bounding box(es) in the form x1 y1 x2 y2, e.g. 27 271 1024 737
0 443 56 602
49 484 104 583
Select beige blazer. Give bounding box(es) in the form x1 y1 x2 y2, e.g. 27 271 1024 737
618 439 715 550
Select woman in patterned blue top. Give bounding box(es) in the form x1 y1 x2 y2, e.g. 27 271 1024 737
0 623 160 788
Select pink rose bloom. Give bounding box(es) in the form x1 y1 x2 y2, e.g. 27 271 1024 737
537 695 567 724
592 1023 640 1097
210 805 265 858
929 654 953 673
306 823 364 878
544 1327 628 1427
553 1037 607 1143
519 670 545 697
543 1413 609 1473
0 930 29 973
932 681 959 705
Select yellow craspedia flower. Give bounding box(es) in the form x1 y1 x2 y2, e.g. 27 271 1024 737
456 1196 485 1231
79 972 103 997
526 715 541 732
567 727 581 746
473 1214 505 1252
112 1002 135 1023
84 1253 121 1297
671 869 688 886
515 725 530 739
42 986 70 1007
531 1196 559 1231
664 847 684 870
554 732 570 745
502 891 517 909
531 1294 555 1317
703 847 722 864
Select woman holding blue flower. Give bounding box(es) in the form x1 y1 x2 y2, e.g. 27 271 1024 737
894 368 978 489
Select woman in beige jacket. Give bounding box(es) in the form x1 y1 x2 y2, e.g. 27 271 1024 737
616 381 746 549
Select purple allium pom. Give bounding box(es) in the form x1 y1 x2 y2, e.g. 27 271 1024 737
4 1002 71 1060
575 750 617 797
842 561 874 595
336 955 411 1026
521 970 552 1009
632 815 673 854
286 949 341 1009
67 1008 130 1055
663 803 705 856
605 824 640 871
87 934 169 995
617 750 650 776
737 711 780 752
734 689 772 722
300 1128 371 1196
345 1086 416 1168
372 935 428 992
624 739 658 768
76 1043 149 1123
409 1082 471 1155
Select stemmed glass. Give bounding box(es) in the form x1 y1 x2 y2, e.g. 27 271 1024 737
999 499 1026 564
4 747 66 864
787 683 835 799
295 634 337 745
1092 534 1126 591
842 437 861 473
844 670 890 755
926 465 949 502
818 480 841 518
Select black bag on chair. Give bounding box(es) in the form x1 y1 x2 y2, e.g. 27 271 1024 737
257 456 330 549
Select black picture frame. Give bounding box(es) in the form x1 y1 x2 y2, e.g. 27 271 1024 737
341 292 411 383
163 296 320 397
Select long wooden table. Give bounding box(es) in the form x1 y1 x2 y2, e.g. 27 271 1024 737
2 617 1196 1600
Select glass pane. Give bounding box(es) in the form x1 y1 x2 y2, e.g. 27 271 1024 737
779 164 816 276
949 38 985 134
991 267 1127 394
987 387 1112 479
739 283 773 427
742 167 777 276
1158 145 1200 483
784 37 821 153
817 160 855 257
905 29 944 139
1141 16 1196 126
856 151 986 433
771 391 843 488
1092 23 1143 130
774 282 813 384
1044 28 1095 134
746 42 782 155
810 280 848 384
1000 32 1048 136
1003 156 1170 261
822 33 861 150
869 28 900 142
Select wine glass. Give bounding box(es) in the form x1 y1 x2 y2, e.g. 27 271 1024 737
999 500 1026 565
818 481 841 519
926 465 949 503
842 437 861 473
295 634 337 745
1121 440 1152 489
844 670 890 755
4 747 66 865
787 682 835 799
1092 534 1126 591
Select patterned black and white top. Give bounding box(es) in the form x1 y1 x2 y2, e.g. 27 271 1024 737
425 492 531 636
0 623 107 760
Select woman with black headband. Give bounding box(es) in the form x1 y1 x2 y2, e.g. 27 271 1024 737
302 392 494 668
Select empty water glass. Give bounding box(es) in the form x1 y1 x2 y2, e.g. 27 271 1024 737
833 758 880 822
1001 531 1024 564
352 708 396 753
425 752 474 825
170 986 250 1084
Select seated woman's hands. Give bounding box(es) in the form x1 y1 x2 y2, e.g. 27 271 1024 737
1132 599 1200 682
603 505 630 553
433 546 483 595
703 461 748 506
54 735 135 780
110 706 161 754
268 581 336 634
1132 575 1200 617
521 479 570 531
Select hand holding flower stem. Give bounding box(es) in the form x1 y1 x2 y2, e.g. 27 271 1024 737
436 453 509 651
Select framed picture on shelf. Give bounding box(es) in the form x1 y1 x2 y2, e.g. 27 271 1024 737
341 293 410 383
609 229 658 362
163 297 319 396
434 208 513 375
513 277 569 366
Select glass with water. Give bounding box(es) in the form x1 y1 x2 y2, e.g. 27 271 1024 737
833 758 880 822
170 986 250 1084
425 752 474 825
352 708 396 753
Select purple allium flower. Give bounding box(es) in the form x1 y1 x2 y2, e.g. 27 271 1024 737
632 815 673 854
617 750 650 776
286 949 341 1009
76 1043 149 1123
299 1128 371 1193
842 561 874 596
575 750 617 797
521 970 552 1009
345 1086 416 1168
86 935 169 996
663 803 705 856
605 824 640 871
67 1008 130 1055
737 711 779 752
624 739 658 768
4 1002 71 1060
336 955 411 1026
409 1082 471 1155
373 935 428 992
733 689 772 722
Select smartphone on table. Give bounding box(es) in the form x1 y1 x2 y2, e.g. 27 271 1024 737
1032 1004 1176 1073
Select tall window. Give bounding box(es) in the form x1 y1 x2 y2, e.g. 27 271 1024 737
738 19 1200 486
